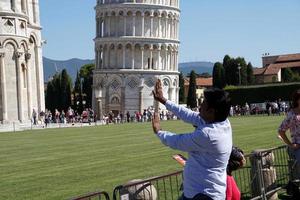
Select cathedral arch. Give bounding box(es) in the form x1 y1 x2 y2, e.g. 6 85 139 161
3 38 19 50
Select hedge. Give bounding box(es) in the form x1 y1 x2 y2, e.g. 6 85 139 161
225 83 300 105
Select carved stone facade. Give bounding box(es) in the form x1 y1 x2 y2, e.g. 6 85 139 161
93 0 180 118
0 0 45 123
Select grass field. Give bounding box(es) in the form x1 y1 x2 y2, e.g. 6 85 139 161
0 115 285 200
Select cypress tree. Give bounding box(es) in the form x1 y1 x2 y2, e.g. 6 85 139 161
80 64 95 108
179 73 185 103
247 62 254 85
212 62 226 88
187 70 197 108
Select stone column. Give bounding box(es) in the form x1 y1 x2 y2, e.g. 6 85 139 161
107 15 111 37
165 17 168 38
150 47 153 69
141 13 145 37
141 47 144 70
122 47 126 69
168 87 174 102
158 47 161 70
139 85 144 113
0 53 8 122
124 15 127 36
133 13 136 36
158 16 161 37
25 53 32 119
35 45 45 114
15 52 24 122
131 48 135 69
150 14 154 37
121 84 126 114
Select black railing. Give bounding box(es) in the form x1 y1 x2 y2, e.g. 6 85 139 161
70 145 293 200
113 171 183 200
69 191 110 200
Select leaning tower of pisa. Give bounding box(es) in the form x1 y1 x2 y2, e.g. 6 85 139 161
0 0 45 123
93 0 180 118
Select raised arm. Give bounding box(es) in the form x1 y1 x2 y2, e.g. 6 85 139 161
152 80 202 126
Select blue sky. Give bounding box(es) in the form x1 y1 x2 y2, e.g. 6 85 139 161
40 0 300 67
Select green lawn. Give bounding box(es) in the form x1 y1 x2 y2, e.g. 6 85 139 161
0 115 285 200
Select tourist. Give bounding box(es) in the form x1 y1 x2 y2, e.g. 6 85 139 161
152 80 232 200
226 147 245 200
32 109 37 125
278 90 300 163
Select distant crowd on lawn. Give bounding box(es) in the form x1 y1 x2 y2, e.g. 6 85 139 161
229 99 290 116
35 99 291 126
33 106 177 126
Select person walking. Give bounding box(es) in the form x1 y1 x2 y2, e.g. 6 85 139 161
152 80 232 200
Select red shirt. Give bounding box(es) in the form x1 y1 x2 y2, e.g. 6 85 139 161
226 175 241 200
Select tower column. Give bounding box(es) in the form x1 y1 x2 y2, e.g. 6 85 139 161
124 14 127 35
122 47 126 69
15 52 24 122
150 14 154 37
158 15 161 37
132 13 136 36
141 13 145 36
141 47 144 70
25 53 32 119
150 47 153 69
132 47 135 69
158 47 161 70
0 53 8 121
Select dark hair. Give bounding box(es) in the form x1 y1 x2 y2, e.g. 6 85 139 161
227 146 244 175
292 90 300 109
204 88 231 122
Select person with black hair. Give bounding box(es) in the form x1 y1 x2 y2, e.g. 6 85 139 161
278 89 300 163
152 80 232 200
226 147 245 200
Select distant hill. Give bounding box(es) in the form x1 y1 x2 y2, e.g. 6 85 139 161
43 57 94 82
179 62 214 75
43 58 214 82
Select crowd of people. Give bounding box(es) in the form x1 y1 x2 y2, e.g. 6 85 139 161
33 107 96 127
229 100 290 116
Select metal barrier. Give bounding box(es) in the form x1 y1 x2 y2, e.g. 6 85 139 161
113 171 183 200
233 145 290 200
69 191 110 200
70 146 292 200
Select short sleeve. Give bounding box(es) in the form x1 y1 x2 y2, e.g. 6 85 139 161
278 112 294 132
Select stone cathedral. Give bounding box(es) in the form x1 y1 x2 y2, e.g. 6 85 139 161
93 0 180 118
0 0 45 123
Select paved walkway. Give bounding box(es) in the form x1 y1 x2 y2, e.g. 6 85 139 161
0 121 105 133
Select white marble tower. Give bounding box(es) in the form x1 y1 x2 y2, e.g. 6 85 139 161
93 0 180 118
0 0 45 123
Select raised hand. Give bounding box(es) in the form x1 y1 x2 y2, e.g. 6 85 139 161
152 79 167 104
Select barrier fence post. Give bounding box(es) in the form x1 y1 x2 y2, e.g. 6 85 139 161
250 150 277 200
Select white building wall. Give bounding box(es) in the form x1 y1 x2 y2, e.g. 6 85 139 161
0 0 45 123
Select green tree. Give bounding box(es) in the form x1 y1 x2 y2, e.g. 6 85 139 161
282 68 293 82
80 64 95 108
45 79 56 112
74 70 83 112
45 70 72 112
187 70 197 108
179 73 185 103
212 62 226 88
247 62 254 85
223 55 232 85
